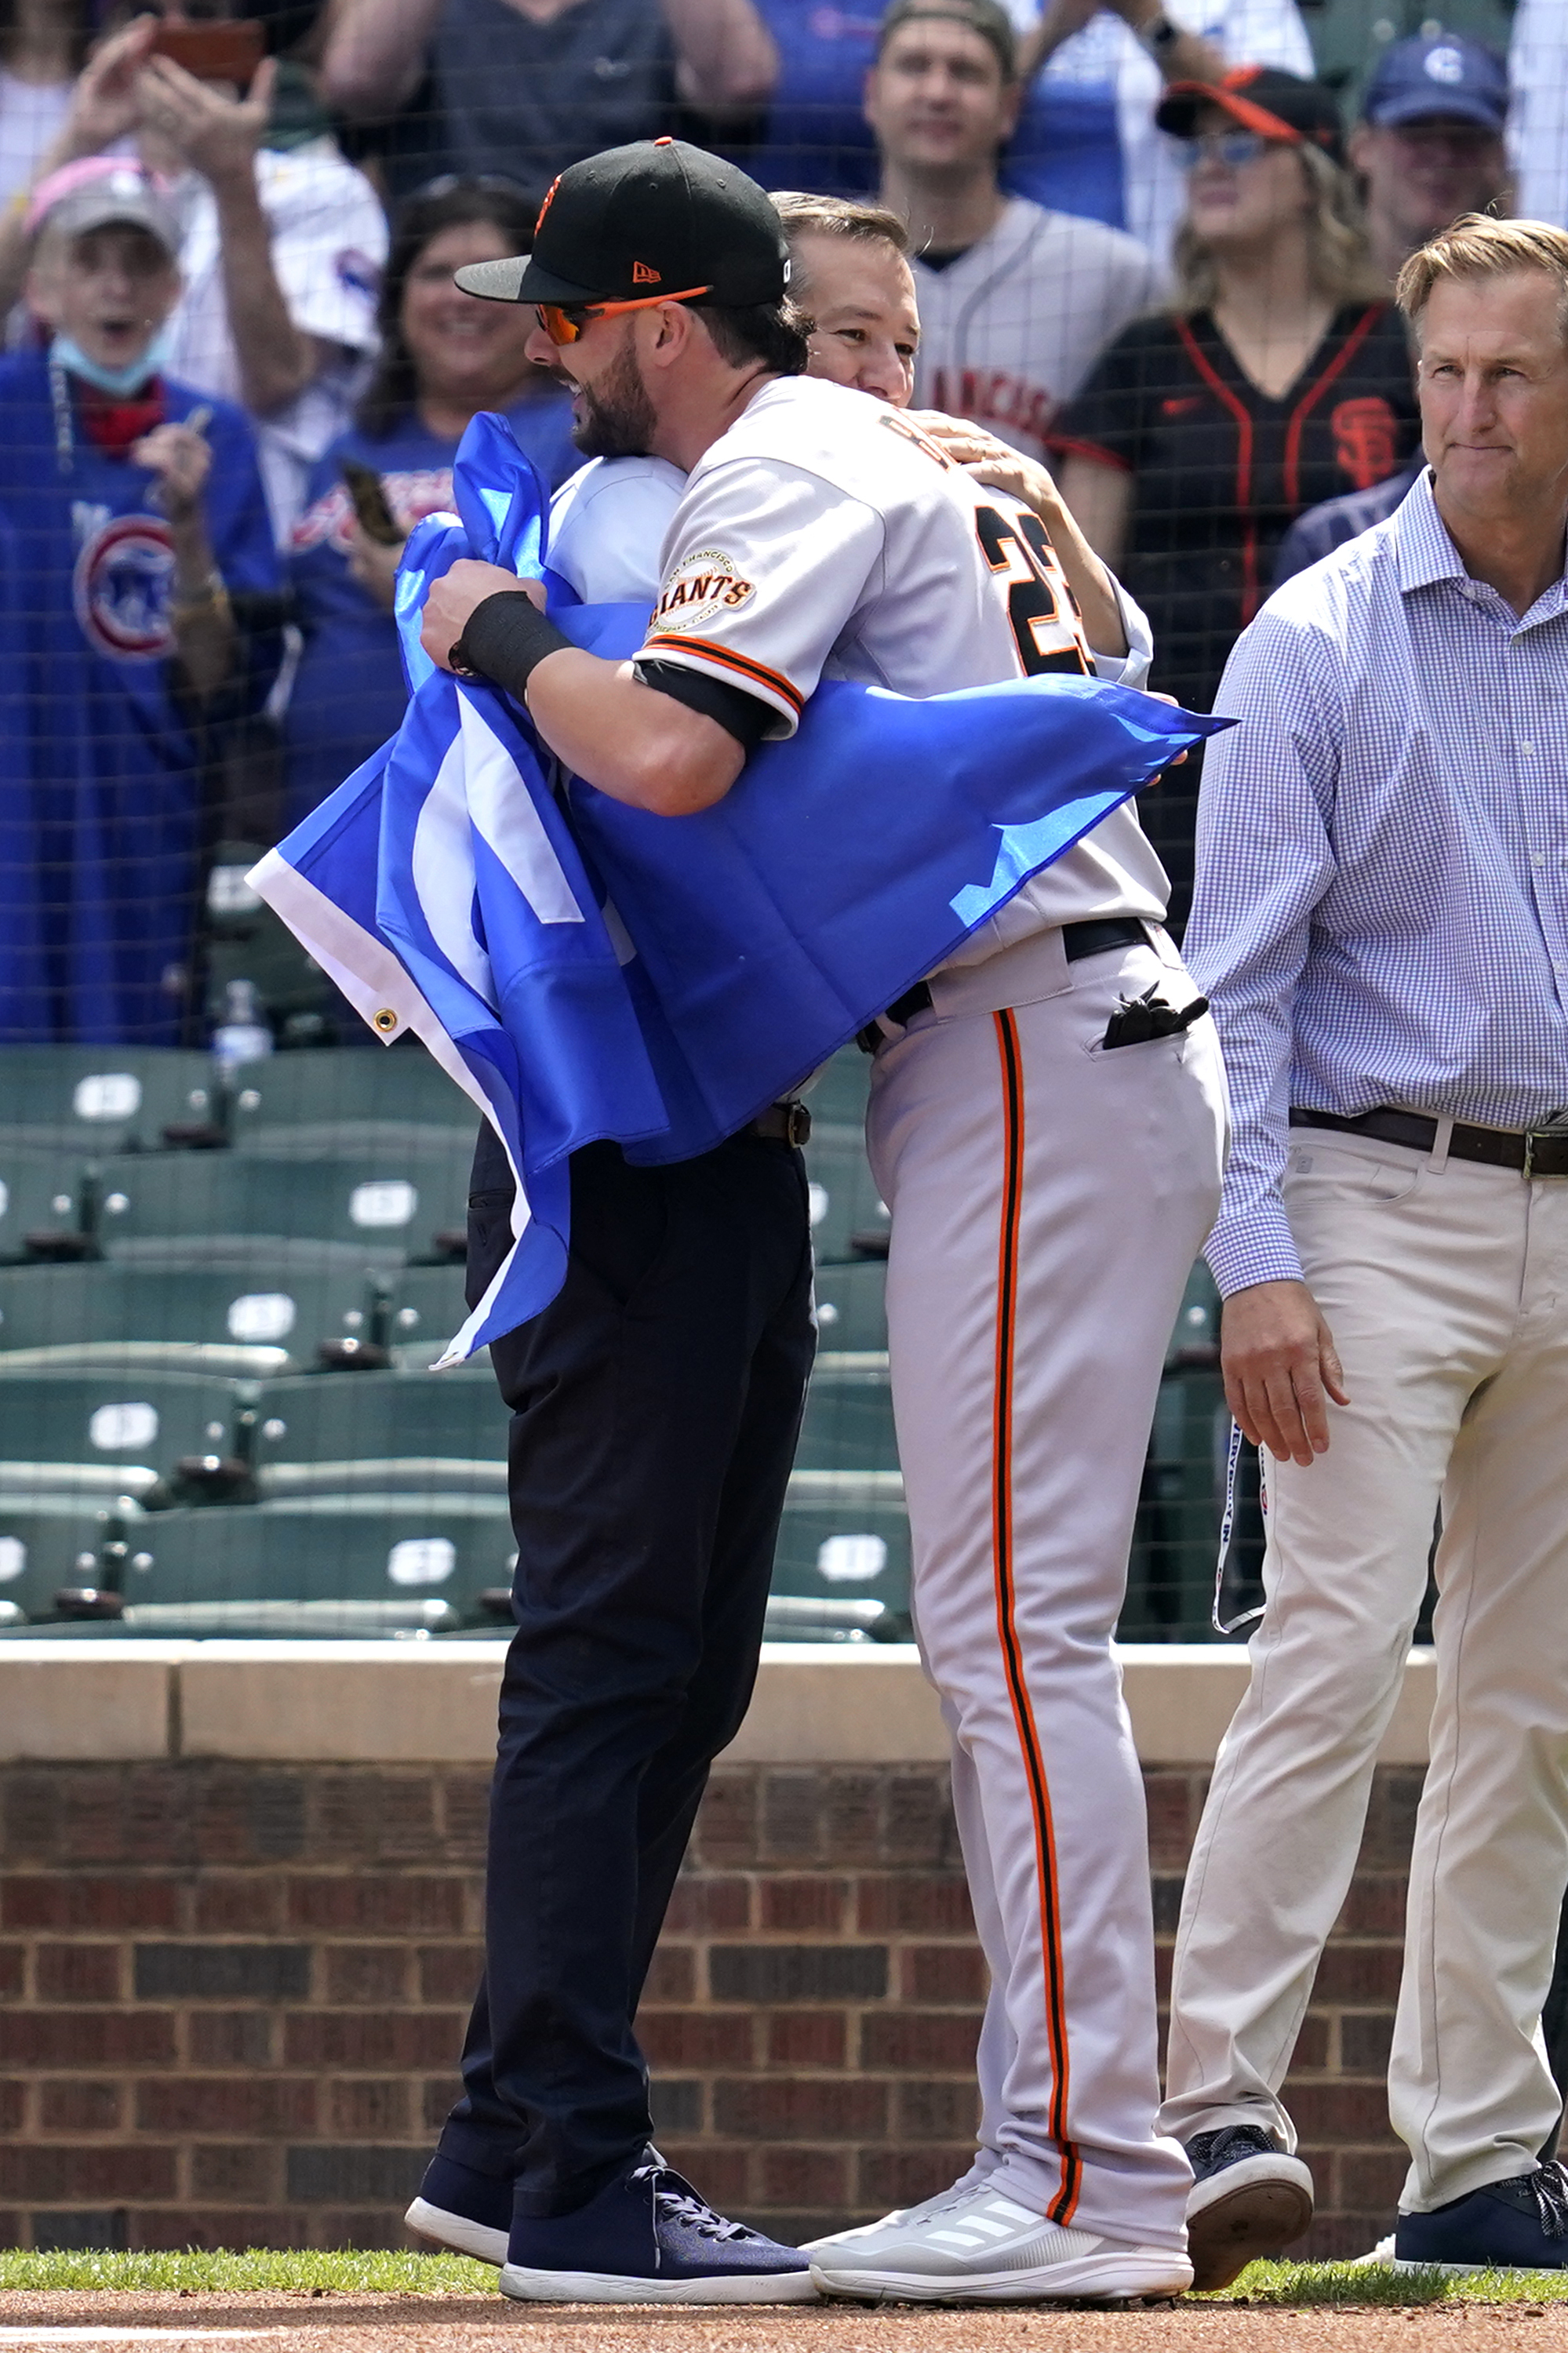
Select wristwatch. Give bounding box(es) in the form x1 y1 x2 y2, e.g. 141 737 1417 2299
1140 12 1182 56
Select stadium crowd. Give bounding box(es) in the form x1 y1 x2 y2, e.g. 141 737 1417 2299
0 0 1545 1045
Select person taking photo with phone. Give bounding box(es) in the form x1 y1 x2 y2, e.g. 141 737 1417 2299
282 173 577 825
0 159 278 1044
0 5 389 539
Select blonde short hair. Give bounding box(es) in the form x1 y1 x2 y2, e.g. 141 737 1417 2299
1396 213 1568 341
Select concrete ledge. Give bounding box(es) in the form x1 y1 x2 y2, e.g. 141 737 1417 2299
0 1639 1439 1766
0 1638 189 1760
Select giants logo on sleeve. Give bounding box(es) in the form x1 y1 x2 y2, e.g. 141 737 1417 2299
651 547 756 633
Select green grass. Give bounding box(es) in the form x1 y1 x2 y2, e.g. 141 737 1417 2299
0 2249 494 2293
0 2249 1565 2304
1211 2257 1568 2305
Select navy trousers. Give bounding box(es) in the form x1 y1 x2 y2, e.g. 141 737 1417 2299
438 1125 815 2217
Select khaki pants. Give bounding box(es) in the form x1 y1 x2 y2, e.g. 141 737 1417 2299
1161 1126 1568 2209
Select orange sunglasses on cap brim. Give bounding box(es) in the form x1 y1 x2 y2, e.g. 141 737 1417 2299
534 285 713 345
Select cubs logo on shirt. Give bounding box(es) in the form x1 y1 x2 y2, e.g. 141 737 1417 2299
650 547 756 633
72 512 176 662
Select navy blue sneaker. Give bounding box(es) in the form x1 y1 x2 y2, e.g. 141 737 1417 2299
1183 2125 1315 2292
406 2153 514 2267
500 2157 817 2304
1394 2164 1568 2273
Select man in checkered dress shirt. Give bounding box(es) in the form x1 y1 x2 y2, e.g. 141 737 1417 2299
1158 215 1568 2286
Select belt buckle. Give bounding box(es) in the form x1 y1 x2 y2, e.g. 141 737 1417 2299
1522 1128 1568 1180
784 1101 811 1147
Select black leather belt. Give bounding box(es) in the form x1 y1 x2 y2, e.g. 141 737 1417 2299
750 1100 812 1146
1290 1105 1568 1180
860 918 1151 1051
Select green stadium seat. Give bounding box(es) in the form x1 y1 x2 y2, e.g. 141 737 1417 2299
111 1494 515 1623
93 1136 475 1263
795 1358 899 1472
0 1047 216 1150
0 1146 93 1260
226 1042 472 1147
802 1125 888 1266
0 1364 247 1486
811 1262 887 1353
0 1261 391 1362
382 1264 471 1361
249 1366 506 1473
804 1046 869 1128
771 1474 910 1625
0 1492 144 1620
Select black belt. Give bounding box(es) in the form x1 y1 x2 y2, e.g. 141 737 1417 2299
1290 1105 1568 1180
859 918 1151 1052
750 1100 812 1146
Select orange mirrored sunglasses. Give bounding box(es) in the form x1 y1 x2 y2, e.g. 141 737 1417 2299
534 285 713 345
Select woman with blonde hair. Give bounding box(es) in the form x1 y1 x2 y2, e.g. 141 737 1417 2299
1053 68 1418 926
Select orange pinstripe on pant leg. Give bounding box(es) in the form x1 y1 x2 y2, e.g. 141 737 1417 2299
991 1008 1080 2224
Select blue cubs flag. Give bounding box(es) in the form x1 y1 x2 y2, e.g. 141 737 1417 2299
252 413 1228 1362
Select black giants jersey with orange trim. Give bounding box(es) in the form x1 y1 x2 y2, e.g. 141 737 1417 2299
1053 304 1418 711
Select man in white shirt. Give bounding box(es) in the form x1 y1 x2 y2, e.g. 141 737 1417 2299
425 136 1224 2308
867 0 1162 464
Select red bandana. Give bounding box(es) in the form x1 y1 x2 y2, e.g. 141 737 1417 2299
77 376 166 459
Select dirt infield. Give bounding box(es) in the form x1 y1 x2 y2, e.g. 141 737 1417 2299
2 2293 1566 2352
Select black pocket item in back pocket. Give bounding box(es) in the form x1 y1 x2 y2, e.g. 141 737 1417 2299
1101 987 1210 1050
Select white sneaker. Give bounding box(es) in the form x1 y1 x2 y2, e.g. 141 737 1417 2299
405 2196 508 2268
1347 2233 1396 2267
807 2180 1193 2304
800 2171 996 2257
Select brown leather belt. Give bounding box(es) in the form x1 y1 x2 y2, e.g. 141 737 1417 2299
749 1100 812 1146
1290 1105 1568 1179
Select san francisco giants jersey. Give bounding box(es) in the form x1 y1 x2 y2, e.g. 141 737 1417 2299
911 199 1162 467
639 373 1170 943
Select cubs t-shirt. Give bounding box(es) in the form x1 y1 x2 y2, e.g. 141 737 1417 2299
283 389 579 824
1053 304 1419 714
0 353 279 1043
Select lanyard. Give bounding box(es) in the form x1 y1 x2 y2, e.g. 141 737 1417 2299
1211 1417 1267 1637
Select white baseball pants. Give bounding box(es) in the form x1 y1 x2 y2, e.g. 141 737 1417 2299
866 929 1228 2249
1161 1129 1568 2210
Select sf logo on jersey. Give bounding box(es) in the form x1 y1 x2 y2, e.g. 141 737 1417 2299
72 510 176 662
653 547 756 634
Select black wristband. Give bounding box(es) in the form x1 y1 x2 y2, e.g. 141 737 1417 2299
450 591 573 697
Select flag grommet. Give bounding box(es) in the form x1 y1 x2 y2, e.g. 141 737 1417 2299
373 1007 398 1032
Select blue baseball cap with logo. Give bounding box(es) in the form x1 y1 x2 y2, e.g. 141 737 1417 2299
1362 31 1508 133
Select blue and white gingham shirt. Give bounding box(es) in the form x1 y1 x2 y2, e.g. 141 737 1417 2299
1188 470 1568 1297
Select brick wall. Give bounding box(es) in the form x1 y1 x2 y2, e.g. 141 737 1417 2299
0 1760 1417 2259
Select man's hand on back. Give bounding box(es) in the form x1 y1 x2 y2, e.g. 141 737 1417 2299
1221 1278 1350 1467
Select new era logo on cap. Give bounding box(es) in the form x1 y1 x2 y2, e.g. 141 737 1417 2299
631 261 661 284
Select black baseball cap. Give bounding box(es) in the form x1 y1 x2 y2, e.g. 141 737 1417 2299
454 138 790 309
1156 66 1345 164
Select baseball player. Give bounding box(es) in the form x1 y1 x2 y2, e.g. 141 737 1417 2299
424 136 1227 2305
